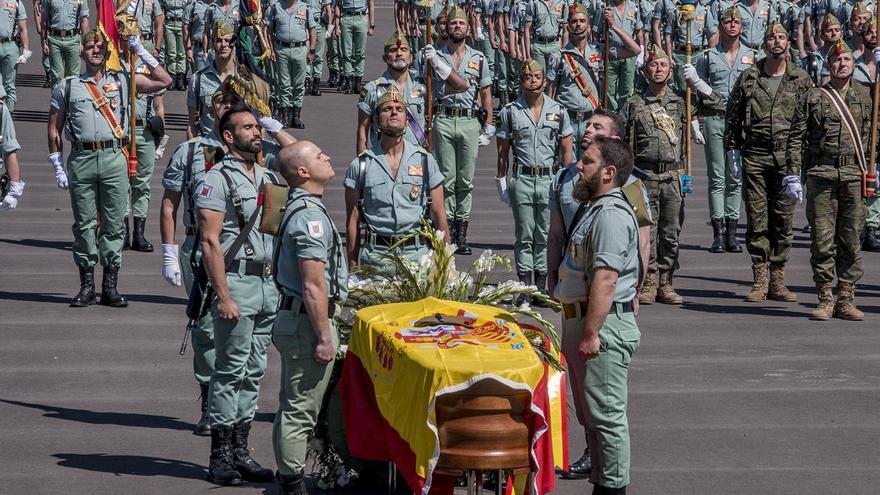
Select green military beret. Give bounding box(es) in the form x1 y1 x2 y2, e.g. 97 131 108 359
215 22 235 38
823 14 841 30
521 59 543 76
720 5 741 21
827 38 853 61
447 6 467 22
82 28 107 45
385 30 410 49
376 85 405 110
764 21 789 40
645 43 669 64
568 2 589 18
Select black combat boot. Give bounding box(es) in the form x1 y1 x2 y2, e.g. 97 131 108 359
724 217 743 253
561 447 591 479
454 220 472 255
178 73 189 90
447 218 457 244
592 485 626 495
208 426 243 486
532 271 550 307
862 226 880 252
70 266 97 307
290 107 305 129
339 75 350 93
304 76 312 95
131 217 154 252
277 472 308 495
709 218 725 253
123 217 131 250
193 383 210 436
311 76 322 96
515 271 532 306
231 421 275 482
99 267 128 307
352 75 362 94
327 70 339 87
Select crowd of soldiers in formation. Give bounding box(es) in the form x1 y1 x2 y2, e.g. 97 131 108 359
0 0 877 493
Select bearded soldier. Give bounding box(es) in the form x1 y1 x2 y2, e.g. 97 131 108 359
725 22 812 303
785 39 870 320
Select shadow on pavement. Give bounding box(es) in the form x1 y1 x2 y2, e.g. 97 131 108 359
0 399 195 431
52 453 206 480
0 291 69 304
469 242 513 250
680 301 806 318
0 238 71 251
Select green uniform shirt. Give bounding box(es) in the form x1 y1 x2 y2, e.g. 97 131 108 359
0 103 20 170
524 0 568 39
554 188 640 304
625 89 687 165
50 71 131 142
134 0 164 35
593 0 641 50
184 0 211 42
695 44 756 105
162 132 225 229
496 95 573 171
734 1 775 49
194 157 280 263
308 0 331 24
42 0 88 32
338 0 367 11
343 141 444 236
547 43 603 113
266 0 315 43
161 0 187 20
205 3 242 38
433 45 492 108
0 0 26 39
357 70 427 148
664 2 710 50
275 188 349 302
550 164 651 233
187 63 225 136
853 55 874 85
123 59 165 120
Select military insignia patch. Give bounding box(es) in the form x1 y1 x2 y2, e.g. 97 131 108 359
545 113 560 121
198 183 213 198
742 55 754 64
628 11 636 17
296 9 305 16
555 5 562 13
103 82 120 93
409 184 421 200
760 8 767 15
307 221 324 238
411 88 422 98
468 61 480 70
408 165 423 176
589 53 600 63
5 3 15 8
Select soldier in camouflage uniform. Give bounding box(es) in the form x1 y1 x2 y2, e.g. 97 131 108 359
725 22 812 303
785 39 869 320
860 18 880 251
627 44 689 305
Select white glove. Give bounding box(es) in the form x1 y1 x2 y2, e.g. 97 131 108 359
495 176 509 205
258 115 284 135
476 26 486 41
162 244 182 287
690 120 705 144
126 1 137 15
726 149 741 178
155 134 170 160
48 152 68 189
424 44 453 80
782 175 804 203
479 124 496 146
0 180 24 210
683 63 712 97
128 35 159 68
16 49 32 65
636 50 645 68
873 47 880 65
326 25 335 38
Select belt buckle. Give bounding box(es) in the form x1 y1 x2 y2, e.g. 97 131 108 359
262 263 272 278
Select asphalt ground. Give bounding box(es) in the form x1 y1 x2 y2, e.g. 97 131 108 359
0 2 878 494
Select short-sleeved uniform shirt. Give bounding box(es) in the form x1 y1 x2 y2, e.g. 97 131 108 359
547 43 604 113
307 0 331 25
524 0 568 39
135 0 164 35
696 44 756 103
187 63 226 136
665 1 710 49
0 0 26 39
184 0 212 42
549 164 652 232
194 157 280 263
735 1 775 48
0 103 20 169
433 45 492 108
205 3 242 39
496 95 573 171
161 0 187 21
123 59 166 121
343 141 445 236
358 70 427 148
275 188 349 301
854 54 875 84
554 188 641 304
42 0 88 32
338 0 367 11
594 0 641 49
162 132 225 229
265 0 315 43
50 71 131 142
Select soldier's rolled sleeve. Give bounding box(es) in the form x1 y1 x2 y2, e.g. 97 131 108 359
264 6 275 26
343 157 362 190
183 4 192 24
548 170 564 213
523 2 534 22
546 53 561 82
0 106 19 155
478 55 492 87
153 0 164 17
15 0 26 20
356 85 375 114
193 171 228 212
426 154 445 189
80 1 90 18
50 83 66 112
589 208 632 273
162 144 189 192
307 8 316 28
559 110 573 138
186 83 198 109
495 106 512 139
289 210 331 262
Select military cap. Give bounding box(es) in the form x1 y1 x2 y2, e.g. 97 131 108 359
376 85 405 110
864 16 877 34
447 6 468 22
852 1 870 17
827 38 853 61
569 2 589 18
385 30 410 49
720 5 742 21
82 28 107 45
764 21 789 40
521 59 543 76
645 43 669 64
215 22 235 38
823 13 841 30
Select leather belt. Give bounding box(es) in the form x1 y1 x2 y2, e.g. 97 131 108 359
518 165 552 177
51 28 80 37
342 8 367 15
817 155 856 167
567 109 593 122
369 232 420 248
637 160 680 173
0 36 14 43
748 140 786 152
141 32 154 40
276 40 307 48
562 300 633 319
227 260 274 278
438 106 478 119
135 118 146 127
534 35 559 43
166 15 183 22
185 227 197 236
674 45 706 53
279 294 335 317
72 139 126 151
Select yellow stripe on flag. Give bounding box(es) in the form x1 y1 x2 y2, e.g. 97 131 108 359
98 24 121 71
547 368 566 468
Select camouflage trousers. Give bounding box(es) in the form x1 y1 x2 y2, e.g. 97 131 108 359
742 152 795 266
806 176 866 284
634 167 684 274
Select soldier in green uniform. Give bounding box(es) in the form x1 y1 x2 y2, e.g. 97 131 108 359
523 0 567 69
40 0 89 87
554 135 641 495
203 0 241 51
433 6 494 255
0 91 24 211
326 6 342 87
337 0 375 94
266 0 316 129
725 22 812 302
0 0 30 111
132 0 164 58
307 0 333 94
344 86 449 269
195 107 283 486
547 3 641 159
809 13 844 84
47 30 171 308
786 39 869 320
627 45 690 305
161 0 187 90
494 0 513 104
496 59 573 304
594 0 641 111
507 0 528 99
188 22 237 138
356 31 466 153
271 141 348 495
685 5 753 253
184 0 211 73
730 0 775 52
863 20 880 251
664 0 710 93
